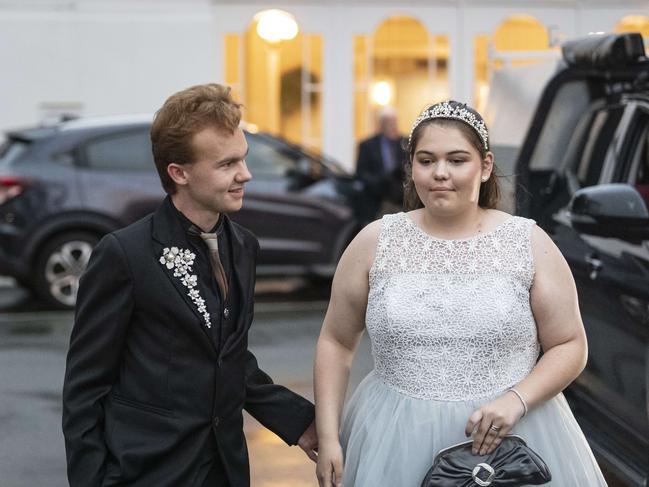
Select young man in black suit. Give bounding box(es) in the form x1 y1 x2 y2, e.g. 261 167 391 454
62 83 317 487
355 107 407 223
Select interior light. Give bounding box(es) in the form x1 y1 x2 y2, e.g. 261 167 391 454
255 9 299 44
371 81 392 106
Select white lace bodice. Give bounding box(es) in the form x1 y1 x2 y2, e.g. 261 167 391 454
366 212 540 401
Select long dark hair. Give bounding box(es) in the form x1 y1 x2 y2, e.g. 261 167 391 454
403 101 500 211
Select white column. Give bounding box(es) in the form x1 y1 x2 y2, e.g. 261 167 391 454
266 46 281 134
451 2 474 104
322 14 355 171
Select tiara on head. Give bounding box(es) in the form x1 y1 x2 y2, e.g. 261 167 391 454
408 101 489 150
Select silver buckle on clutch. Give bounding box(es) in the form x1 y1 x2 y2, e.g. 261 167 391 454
472 463 496 486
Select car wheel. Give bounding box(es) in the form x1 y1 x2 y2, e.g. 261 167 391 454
33 231 99 309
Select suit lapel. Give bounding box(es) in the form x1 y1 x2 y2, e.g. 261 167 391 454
221 217 255 355
151 199 217 355
371 135 385 172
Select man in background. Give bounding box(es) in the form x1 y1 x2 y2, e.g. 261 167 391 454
355 107 407 223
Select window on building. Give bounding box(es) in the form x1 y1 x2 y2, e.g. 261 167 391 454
225 10 323 152
615 15 649 41
353 16 449 146
474 15 558 112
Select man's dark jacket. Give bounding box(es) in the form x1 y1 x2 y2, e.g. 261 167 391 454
355 134 407 222
62 200 314 487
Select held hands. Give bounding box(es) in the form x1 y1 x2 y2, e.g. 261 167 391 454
298 420 318 462
464 390 526 456
316 440 344 487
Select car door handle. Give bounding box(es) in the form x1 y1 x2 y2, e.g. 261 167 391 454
585 254 603 280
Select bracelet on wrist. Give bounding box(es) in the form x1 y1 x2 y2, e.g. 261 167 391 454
508 387 529 417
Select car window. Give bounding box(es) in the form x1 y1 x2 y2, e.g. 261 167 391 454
84 130 154 171
633 136 649 186
619 107 649 207
245 133 324 180
528 80 591 171
245 134 298 177
0 139 28 167
635 146 649 208
573 105 625 187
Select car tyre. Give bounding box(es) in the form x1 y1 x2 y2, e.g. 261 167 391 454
33 231 99 309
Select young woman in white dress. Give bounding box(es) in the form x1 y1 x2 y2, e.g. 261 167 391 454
313 101 607 486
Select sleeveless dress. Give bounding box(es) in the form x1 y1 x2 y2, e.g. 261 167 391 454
340 212 607 486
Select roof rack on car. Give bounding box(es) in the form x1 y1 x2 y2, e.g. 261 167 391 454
38 113 80 127
562 32 646 69
58 113 153 131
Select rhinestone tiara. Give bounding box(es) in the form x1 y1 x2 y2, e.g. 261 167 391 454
408 101 489 150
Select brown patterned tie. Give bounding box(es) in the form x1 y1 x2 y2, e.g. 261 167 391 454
198 231 229 299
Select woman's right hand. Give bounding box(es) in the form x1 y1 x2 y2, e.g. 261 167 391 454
316 440 344 487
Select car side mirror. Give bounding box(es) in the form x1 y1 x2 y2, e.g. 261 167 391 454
568 183 649 241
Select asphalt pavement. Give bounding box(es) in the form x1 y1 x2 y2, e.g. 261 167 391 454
0 279 626 486
0 279 372 487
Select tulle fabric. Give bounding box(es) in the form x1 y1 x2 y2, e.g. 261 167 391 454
340 372 607 487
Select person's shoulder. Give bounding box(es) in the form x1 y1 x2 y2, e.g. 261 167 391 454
530 223 554 250
334 218 383 280
359 134 380 146
483 210 536 233
227 217 260 248
484 209 514 225
91 214 154 263
343 215 389 264
527 221 567 273
354 218 383 245
112 213 154 244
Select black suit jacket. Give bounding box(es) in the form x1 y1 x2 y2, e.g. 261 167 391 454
355 134 407 220
62 200 314 487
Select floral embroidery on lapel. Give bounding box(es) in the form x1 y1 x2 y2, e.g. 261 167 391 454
159 246 211 328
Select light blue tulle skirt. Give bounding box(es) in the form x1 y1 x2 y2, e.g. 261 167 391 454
340 371 608 486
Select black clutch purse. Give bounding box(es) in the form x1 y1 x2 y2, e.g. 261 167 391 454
420 435 551 487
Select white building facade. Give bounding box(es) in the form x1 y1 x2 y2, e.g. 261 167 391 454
1 0 648 168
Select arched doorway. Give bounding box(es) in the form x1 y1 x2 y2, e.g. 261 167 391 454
353 15 449 146
474 14 555 111
615 15 649 40
224 10 323 151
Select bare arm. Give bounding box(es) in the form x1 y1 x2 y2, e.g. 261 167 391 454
314 220 380 486
466 224 588 454
513 225 588 403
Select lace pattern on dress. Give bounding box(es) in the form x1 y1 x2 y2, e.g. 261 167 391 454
366 212 539 401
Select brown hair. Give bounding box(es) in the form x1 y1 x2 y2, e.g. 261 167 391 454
404 103 500 210
151 83 242 194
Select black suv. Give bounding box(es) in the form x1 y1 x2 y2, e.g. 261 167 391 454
516 33 649 486
0 115 363 308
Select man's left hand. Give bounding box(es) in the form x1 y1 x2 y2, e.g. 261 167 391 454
297 420 318 462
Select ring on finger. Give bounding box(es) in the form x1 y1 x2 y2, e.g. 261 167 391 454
489 424 501 432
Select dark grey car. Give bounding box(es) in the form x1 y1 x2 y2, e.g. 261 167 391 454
0 115 363 308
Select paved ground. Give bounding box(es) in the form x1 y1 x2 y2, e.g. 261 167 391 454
0 279 627 486
0 280 372 487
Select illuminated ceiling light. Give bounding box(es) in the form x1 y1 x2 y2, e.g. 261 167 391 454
255 9 299 44
371 81 392 106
